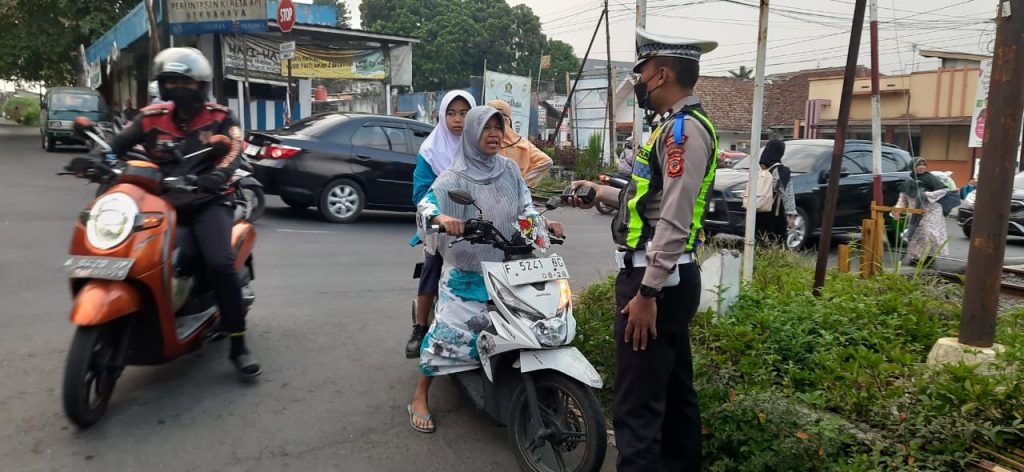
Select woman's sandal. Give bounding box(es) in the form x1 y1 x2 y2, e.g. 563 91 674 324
407 404 435 433
231 354 262 379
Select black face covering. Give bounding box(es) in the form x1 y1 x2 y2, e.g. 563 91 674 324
633 70 664 111
165 87 204 115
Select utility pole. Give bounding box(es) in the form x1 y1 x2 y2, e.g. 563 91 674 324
632 0 647 152
869 0 883 204
741 0 770 281
605 0 616 164
549 8 607 148
959 0 1024 347
813 0 868 296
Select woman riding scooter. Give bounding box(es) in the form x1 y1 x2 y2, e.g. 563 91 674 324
407 106 563 433
108 47 260 377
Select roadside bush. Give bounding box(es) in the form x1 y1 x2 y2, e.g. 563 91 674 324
3 96 41 126
574 246 1024 470
574 133 603 181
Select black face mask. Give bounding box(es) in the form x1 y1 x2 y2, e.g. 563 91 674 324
633 71 664 111
165 87 204 115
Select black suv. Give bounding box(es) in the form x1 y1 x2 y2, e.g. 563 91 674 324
704 139 913 248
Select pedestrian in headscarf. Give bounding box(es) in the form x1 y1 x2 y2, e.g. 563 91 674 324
754 139 798 244
895 158 949 264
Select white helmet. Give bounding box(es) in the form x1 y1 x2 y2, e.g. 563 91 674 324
148 80 160 98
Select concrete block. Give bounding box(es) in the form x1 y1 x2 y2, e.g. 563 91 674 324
699 249 741 316
927 337 1006 374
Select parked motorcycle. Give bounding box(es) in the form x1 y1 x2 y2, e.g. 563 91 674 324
59 118 258 428
422 189 607 472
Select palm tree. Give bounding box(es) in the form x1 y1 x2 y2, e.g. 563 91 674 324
729 65 754 79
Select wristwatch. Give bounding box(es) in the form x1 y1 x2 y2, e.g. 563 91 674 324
639 284 661 299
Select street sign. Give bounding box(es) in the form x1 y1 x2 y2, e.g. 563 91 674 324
280 41 296 60
168 0 267 35
277 0 296 33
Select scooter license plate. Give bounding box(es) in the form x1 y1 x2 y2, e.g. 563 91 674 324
502 256 569 285
243 143 261 157
63 256 134 280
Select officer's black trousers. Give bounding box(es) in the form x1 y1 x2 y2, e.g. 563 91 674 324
187 203 246 334
613 262 702 471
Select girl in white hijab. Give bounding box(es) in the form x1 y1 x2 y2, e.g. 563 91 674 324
406 90 477 360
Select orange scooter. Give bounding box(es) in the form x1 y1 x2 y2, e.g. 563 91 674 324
60 118 257 428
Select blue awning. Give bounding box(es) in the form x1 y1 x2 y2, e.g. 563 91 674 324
85 1 160 64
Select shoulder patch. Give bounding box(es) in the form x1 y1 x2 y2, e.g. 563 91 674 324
205 103 230 113
141 107 169 116
666 143 685 178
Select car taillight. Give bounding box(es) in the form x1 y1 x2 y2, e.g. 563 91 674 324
260 144 301 159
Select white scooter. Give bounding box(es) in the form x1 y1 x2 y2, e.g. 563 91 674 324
424 189 607 472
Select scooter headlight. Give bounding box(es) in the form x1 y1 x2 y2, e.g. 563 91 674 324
489 274 545 322
86 192 137 249
531 317 568 347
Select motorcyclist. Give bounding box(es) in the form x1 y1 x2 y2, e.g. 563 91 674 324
108 47 260 378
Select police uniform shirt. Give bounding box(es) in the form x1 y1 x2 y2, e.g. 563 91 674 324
614 95 714 290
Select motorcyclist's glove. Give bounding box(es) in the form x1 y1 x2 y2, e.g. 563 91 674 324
197 170 228 193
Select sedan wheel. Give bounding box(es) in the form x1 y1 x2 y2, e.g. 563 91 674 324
318 178 365 224
786 208 809 250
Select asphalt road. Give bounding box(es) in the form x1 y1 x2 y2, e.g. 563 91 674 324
2 119 1022 471
0 120 623 472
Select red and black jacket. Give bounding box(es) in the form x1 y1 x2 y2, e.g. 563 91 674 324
110 102 243 180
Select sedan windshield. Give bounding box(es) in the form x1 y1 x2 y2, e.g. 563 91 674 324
732 143 830 174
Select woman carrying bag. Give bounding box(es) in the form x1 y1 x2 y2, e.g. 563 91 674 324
750 139 797 244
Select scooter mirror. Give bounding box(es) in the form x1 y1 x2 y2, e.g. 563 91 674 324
72 117 95 138
448 188 476 206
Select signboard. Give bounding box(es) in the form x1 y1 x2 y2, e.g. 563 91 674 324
169 0 268 35
288 48 386 79
483 70 532 135
87 61 102 90
537 106 547 126
280 41 295 60
969 59 992 148
222 35 282 82
277 0 296 32
222 36 386 81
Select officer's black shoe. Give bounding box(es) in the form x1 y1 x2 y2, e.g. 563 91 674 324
406 325 428 359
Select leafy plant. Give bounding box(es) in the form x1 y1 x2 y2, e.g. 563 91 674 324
573 246 1024 470
574 133 603 181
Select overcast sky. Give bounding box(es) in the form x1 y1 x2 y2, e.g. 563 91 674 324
344 0 995 77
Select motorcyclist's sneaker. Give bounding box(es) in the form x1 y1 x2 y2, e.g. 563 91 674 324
406 325 428 359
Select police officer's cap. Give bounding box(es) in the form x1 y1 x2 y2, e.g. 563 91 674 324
634 27 718 73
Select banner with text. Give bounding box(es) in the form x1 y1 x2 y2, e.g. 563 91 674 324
969 59 992 148
169 0 267 35
483 70 532 135
222 35 282 82
287 48 386 80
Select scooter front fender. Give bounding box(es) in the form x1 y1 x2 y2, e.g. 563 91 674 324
70 280 142 326
519 347 603 388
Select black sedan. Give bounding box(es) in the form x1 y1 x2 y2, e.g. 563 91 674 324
704 139 913 248
957 172 1024 238
245 113 434 223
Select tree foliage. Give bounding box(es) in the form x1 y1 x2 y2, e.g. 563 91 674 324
0 0 134 86
360 0 579 92
729 65 754 79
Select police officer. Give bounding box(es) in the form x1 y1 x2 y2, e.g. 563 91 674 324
568 28 718 471
109 47 261 379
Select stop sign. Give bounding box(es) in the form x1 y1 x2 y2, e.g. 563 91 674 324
277 0 296 33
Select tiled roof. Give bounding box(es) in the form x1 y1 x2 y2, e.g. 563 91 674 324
695 75 758 132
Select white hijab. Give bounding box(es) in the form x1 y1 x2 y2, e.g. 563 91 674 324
419 90 476 176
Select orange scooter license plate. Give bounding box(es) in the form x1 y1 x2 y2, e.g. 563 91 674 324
63 256 134 281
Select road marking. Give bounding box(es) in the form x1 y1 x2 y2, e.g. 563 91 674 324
277 229 333 234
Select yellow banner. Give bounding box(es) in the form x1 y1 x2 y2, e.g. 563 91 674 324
284 48 386 80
